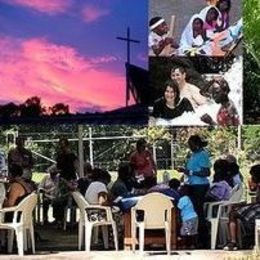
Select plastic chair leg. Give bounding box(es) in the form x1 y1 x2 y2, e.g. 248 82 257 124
165 223 171 255
16 228 24 256
211 219 219 250
139 224 145 254
7 229 14 253
101 226 109 249
78 222 83 250
112 223 118 251
30 225 35 254
85 225 92 252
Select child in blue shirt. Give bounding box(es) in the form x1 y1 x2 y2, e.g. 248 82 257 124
177 185 198 248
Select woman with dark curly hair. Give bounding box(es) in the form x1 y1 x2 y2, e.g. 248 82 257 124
152 79 194 119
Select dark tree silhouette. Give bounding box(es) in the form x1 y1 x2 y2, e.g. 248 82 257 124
50 103 70 116
0 102 20 118
20 96 46 117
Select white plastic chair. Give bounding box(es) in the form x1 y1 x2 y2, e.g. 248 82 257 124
204 184 244 249
131 192 173 255
71 191 118 251
0 192 37 256
255 219 260 253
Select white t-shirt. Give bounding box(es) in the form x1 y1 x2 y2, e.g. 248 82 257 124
85 181 108 205
149 31 167 48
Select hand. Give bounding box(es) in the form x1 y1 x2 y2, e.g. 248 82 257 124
201 113 214 125
176 166 186 173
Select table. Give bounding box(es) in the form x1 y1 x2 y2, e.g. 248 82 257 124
123 207 178 250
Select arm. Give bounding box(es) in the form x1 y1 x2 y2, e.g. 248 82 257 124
152 37 177 56
4 182 25 207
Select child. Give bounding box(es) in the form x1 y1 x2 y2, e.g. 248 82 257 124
149 16 179 56
177 185 198 248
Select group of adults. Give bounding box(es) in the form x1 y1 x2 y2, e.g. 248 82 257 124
151 65 239 126
1 135 259 251
149 0 242 56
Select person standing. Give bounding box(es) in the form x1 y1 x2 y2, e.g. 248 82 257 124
178 135 211 248
129 139 157 184
8 136 33 180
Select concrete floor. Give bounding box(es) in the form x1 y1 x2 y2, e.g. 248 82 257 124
0 224 259 260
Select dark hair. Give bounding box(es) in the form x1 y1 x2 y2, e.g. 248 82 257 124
217 0 231 12
207 7 219 20
136 138 146 150
250 164 260 183
149 16 164 27
92 168 111 183
213 159 230 182
118 162 134 180
10 164 23 177
164 79 180 104
178 184 190 196
59 137 69 146
219 79 230 93
193 17 204 27
188 135 208 148
171 66 186 75
169 178 181 190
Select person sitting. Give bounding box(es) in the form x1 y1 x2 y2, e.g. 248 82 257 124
216 0 231 31
201 78 240 126
38 165 60 224
199 5 220 38
85 168 111 206
224 154 243 187
152 80 194 120
205 159 232 202
148 178 181 202
179 15 207 55
77 162 93 196
177 185 198 248
149 16 179 56
3 164 35 208
223 164 260 250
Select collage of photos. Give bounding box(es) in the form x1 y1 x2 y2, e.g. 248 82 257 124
149 0 242 126
0 0 260 259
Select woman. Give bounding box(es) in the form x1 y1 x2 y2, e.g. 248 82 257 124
199 5 220 38
179 15 206 55
152 80 194 119
3 164 34 208
178 135 211 247
216 0 231 31
201 78 239 126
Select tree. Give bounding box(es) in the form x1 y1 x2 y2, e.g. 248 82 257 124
49 103 70 116
0 102 20 118
20 96 46 117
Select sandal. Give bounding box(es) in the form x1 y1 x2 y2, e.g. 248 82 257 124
223 241 238 251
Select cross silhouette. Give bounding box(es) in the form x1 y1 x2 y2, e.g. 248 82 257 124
117 27 140 106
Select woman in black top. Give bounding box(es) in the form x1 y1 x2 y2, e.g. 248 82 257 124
152 79 194 119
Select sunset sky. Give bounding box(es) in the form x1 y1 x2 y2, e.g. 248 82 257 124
0 0 148 113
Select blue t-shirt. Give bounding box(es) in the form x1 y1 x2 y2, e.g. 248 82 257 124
186 149 211 185
177 195 197 222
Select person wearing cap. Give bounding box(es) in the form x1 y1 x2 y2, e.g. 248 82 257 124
177 135 211 248
149 16 179 56
38 165 60 224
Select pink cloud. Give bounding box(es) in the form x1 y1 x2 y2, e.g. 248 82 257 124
1 0 72 14
0 36 126 113
82 5 110 23
90 55 118 64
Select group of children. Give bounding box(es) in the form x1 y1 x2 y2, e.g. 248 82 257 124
149 0 242 56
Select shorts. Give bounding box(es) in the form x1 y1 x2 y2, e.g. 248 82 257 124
180 217 198 236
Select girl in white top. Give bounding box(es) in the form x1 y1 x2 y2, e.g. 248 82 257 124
179 15 206 55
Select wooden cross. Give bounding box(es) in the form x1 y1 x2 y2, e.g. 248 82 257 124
116 27 140 106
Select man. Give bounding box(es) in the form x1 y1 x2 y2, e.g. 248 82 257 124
8 136 33 180
171 66 208 110
149 16 179 56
